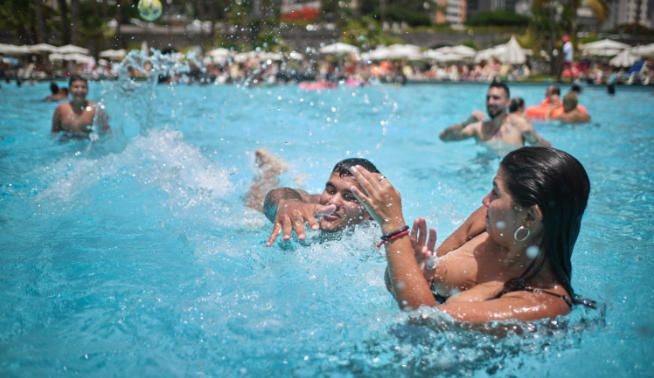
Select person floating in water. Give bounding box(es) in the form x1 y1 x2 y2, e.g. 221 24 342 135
548 84 589 120
551 92 591 124
44 82 68 102
349 146 595 322
439 82 550 153
246 153 381 246
51 75 110 138
525 85 561 119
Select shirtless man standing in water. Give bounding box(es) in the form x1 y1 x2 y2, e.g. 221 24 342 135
51 75 110 138
439 82 550 153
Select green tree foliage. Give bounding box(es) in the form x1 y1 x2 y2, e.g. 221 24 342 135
465 10 530 27
382 4 431 26
359 0 434 26
0 1 40 44
340 16 401 50
528 0 609 74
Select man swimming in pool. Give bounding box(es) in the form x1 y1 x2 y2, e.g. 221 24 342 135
51 75 110 138
258 156 382 246
440 82 550 153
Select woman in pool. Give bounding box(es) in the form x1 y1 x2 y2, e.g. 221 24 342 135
350 147 591 322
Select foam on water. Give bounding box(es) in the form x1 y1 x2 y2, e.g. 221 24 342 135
34 129 233 211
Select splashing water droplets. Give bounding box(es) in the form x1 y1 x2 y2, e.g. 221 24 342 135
527 245 540 258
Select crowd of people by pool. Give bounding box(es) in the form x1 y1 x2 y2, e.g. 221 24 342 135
33 56 612 326
3 46 653 89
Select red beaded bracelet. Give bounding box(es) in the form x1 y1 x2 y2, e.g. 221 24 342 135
376 225 410 248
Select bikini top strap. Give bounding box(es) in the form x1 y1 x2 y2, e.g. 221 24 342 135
523 286 573 309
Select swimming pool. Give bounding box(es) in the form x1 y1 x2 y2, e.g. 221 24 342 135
1 79 652 376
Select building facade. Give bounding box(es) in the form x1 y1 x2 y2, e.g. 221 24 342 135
435 0 467 25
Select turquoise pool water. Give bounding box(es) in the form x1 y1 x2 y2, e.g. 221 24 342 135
1 80 653 376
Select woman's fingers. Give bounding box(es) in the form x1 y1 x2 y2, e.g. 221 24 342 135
417 219 427 247
427 228 437 253
349 166 373 195
349 184 371 207
411 218 421 242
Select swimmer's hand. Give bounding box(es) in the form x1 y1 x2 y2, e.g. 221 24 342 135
410 218 437 281
348 166 405 233
266 199 336 247
471 111 485 122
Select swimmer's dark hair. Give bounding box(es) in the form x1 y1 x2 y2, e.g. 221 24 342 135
68 74 88 87
489 81 510 98
49 82 59 95
332 158 380 177
509 97 525 113
547 85 561 96
570 84 582 94
500 147 590 303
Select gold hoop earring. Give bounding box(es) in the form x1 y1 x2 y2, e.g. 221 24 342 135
513 225 530 242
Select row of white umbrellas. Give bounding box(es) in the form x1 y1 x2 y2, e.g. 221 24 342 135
5 39 652 68
579 39 654 67
343 38 525 64
0 43 90 55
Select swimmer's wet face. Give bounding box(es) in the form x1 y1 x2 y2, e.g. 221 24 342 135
486 86 509 119
69 79 88 102
318 172 371 232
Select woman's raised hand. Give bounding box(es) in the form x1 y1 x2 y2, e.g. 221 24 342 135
411 218 437 281
348 166 405 233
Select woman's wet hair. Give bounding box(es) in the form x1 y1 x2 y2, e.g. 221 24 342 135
500 147 590 299
332 158 380 177
509 97 525 113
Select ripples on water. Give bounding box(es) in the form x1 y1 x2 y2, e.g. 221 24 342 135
0 75 652 376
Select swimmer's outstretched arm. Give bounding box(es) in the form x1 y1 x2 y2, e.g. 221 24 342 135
263 187 334 246
437 289 571 322
439 113 482 141
263 187 316 222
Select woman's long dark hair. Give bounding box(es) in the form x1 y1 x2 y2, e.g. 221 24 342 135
500 147 590 298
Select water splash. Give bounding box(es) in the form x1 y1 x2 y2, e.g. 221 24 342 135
116 49 192 133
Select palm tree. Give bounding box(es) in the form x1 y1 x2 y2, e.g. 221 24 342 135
530 0 609 74
57 0 71 44
71 0 80 44
34 0 48 44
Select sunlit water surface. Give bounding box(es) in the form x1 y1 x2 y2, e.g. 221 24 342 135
1 79 653 376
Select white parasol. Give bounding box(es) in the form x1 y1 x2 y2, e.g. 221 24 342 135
319 42 359 55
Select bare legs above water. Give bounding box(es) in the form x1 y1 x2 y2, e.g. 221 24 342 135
245 149 288 212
